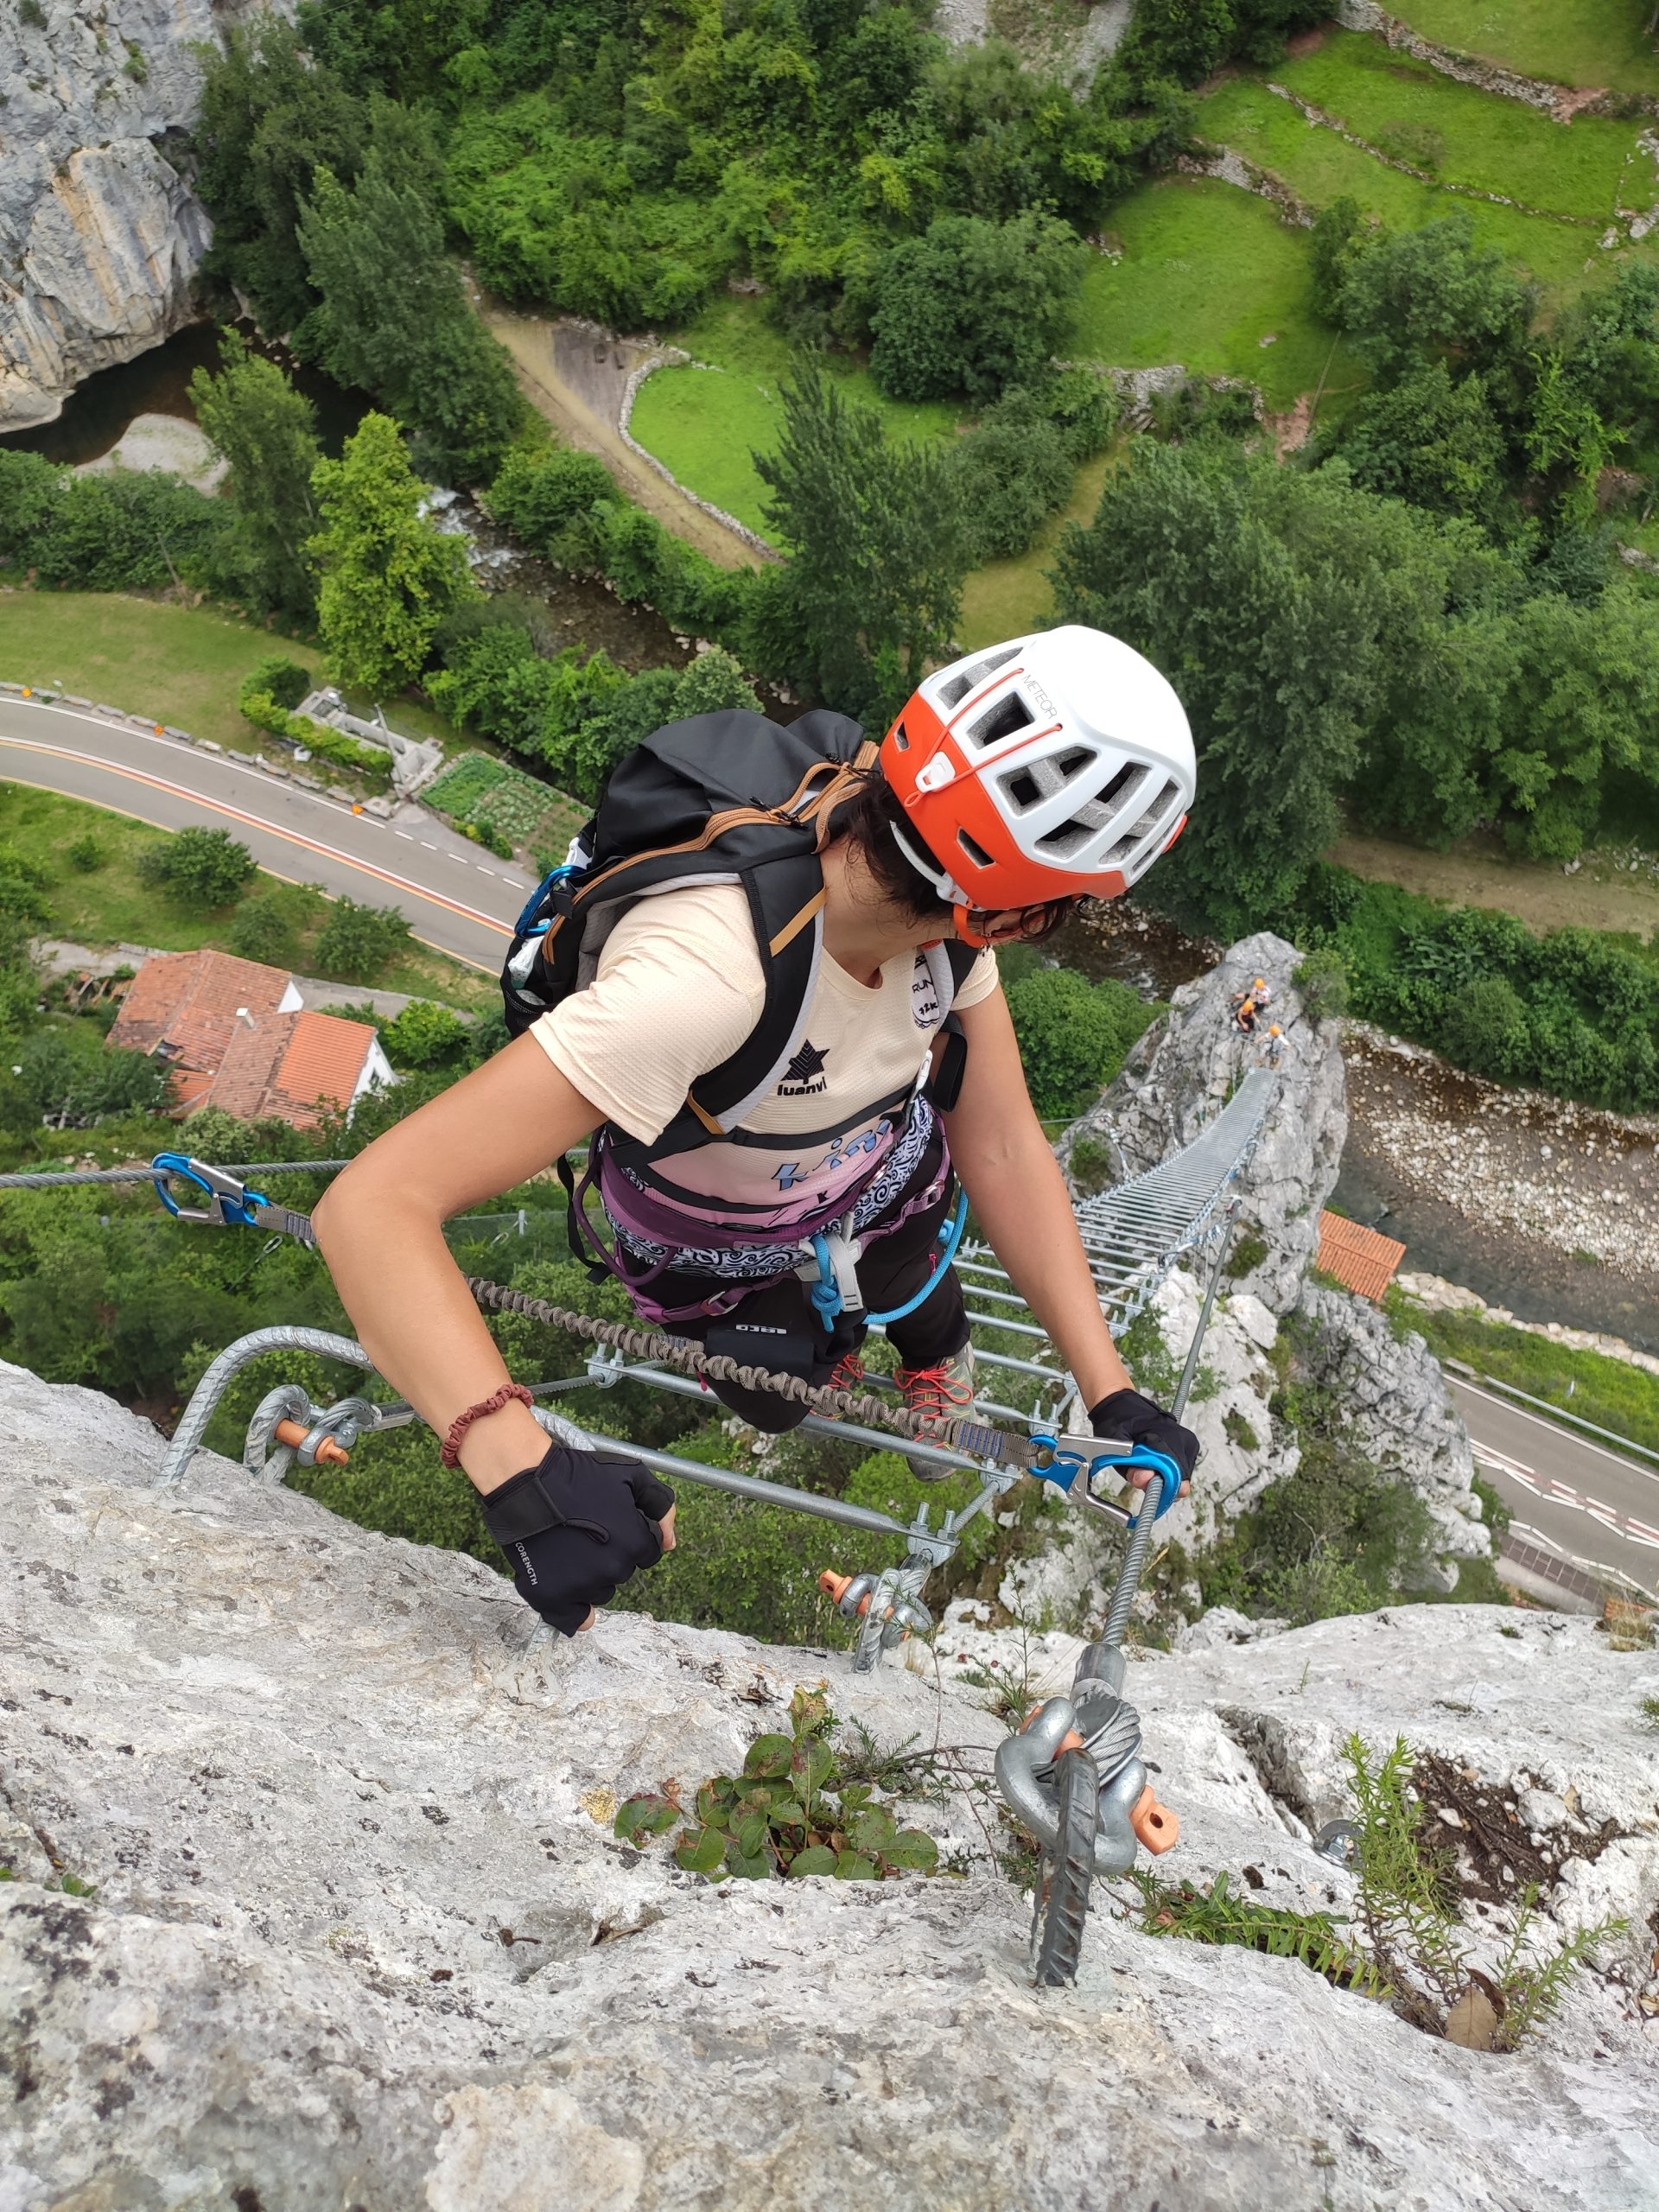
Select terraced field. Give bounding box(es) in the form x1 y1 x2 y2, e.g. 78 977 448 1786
1074 176 1362 412
626 5 1659 621
629 297 960 542
1388 0 1659 95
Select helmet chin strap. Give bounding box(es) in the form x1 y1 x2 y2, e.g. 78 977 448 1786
888 822 997 950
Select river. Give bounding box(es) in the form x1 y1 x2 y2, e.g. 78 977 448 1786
0 323 367 465
0 321 699 673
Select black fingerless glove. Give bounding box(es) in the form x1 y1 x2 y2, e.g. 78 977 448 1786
1089 1388 1200 1487
481 1445 676 1636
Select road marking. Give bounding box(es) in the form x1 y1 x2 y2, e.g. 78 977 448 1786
0 734 512 938
1449 1375 1659 1490
395 830 414 841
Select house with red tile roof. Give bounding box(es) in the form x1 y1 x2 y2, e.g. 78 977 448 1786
1316 1211 1407 1304
106 950 394 1130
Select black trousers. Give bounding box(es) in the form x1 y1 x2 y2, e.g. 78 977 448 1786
620 1160 969 1433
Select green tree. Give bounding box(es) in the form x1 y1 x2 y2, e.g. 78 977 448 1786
297 108 524 482
1005 967 1158 1119
308 413 475 697
1338 362 1510 528
194 18 368 335
945 389 1075 561
382 999 470 1069
751 355 968 721
136 828 258 908
868 212 1085 403
315 897 412 983
1052 444 1414 924
1325 211 1531 382
189 333 322 616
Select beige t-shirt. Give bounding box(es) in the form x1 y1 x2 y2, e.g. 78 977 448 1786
532 881 999 1147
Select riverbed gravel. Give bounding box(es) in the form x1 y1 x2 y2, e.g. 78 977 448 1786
1344 1026 1659 1285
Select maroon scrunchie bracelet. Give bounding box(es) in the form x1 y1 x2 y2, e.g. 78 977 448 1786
440 1382 535 1469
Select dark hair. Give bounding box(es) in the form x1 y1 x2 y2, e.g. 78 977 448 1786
831 769 1073 944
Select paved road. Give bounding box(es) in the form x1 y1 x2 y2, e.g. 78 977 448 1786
1448 1373 1659 1597
0 696 527 975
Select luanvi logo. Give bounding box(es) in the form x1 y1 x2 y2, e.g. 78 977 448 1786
777 1039 830 1096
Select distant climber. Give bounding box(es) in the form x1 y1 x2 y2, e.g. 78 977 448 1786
311 628 1204 1637
1232 976 1272 1033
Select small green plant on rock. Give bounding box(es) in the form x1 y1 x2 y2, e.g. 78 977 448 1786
1126 1738 1624 2052
1128 1868 1388 1998
614 1687 940 1883
1344 1734 1624 2050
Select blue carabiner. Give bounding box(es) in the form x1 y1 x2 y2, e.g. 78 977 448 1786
1112 1444 1185 1521
1035 1438 1185 1519
514 862 576 938
149 1152 269 1230
806 1231 843 1328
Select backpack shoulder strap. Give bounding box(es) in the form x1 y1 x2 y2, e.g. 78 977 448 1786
640 850 828 1157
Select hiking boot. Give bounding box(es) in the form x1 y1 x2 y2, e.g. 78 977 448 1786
894 1344 976 1481
826 1350 866 1396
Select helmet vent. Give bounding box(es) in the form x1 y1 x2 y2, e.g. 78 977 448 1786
938 646 1018 710
1097 760 1148 813
956 828 994 872
891 721 910 752
967 693 1032 748
1001 768 1043 813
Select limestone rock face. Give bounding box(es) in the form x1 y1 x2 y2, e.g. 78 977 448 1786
1295 1281 1485 1559
3 1359 1657 2208
1060 931 1347 1313
0 0 285 429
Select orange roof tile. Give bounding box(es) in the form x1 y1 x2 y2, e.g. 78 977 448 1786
1316 1211 1407 1303
265 1011 378 1130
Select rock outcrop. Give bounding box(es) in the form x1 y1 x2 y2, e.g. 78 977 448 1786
0 0 283 430
1060 931 1347 1314
1295 1280 1489 1580
3 1361 1656 2208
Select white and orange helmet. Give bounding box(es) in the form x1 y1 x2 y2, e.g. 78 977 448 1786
880 626 1195 944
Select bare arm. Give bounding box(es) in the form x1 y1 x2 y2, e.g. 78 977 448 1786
942 987 1134 1413
313 1033 607 1495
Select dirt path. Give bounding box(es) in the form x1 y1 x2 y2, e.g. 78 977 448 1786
479 300 760 574
1330 831 1659 937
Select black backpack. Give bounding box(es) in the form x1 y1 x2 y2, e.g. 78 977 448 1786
501 708 977 1158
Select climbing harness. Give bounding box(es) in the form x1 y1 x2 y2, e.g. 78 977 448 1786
796 1195 968 1332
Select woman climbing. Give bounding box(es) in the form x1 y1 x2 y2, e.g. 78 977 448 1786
313 627 1203 1636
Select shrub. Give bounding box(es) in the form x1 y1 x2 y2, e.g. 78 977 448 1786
64 836 105 874
381 1000 470 1070
239 656 311 714
614 1686 940 1884
136 827 257 908
313 898 411 983
1292 946 1349 1026
1006 967 1160 1119
1438 975 1529 1081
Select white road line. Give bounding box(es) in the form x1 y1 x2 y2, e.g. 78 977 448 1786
1449 1375 1659 1490
395 830 414 841
420 841 438 849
